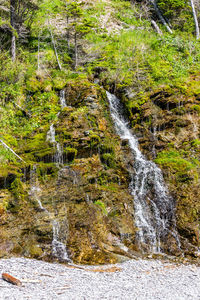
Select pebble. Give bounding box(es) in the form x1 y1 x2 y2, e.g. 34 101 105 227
0 258 199 300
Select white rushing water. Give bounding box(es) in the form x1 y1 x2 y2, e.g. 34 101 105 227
60 89 67 108
46 124 63 164
107 92 179 253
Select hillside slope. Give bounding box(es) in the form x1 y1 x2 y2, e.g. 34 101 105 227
0 0 200 263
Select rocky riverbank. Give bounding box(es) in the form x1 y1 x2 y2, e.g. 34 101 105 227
0 257 199 300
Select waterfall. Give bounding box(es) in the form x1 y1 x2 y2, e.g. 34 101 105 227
29 165 45 211
106 91 179 253
187 114 198 138
45 98 72 262
60 89 67 109
29 165 71 262
46 124 63 164
52 220 71 262
46 124 56 143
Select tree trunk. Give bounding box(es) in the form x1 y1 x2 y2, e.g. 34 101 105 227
37 32 40 70
151 20 163 35
150 0 173 34
74 31 77 69
2 273 22 286
48 20 62 71
10 0 16 61
66 3 70 50
66 16 70 50
189 0 200 39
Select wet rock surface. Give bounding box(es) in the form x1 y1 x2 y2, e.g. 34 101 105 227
0 257 200 300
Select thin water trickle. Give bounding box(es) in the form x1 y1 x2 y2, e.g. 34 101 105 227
107 91 180 253
188 114 198 138
46 124 56 143
46 124 63 164
29 165 45 211
60 89 67 109
29 165 71 262
52 220 71 262
86 194 90 203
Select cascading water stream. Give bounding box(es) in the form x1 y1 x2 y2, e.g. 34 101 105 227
106 91 180 253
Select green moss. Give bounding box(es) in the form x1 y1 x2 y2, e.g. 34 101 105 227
87 115 98 128
8 177 25 212
100 142 114 154
0 145 18 164
26 77 41 92
191 105 200 113
28 244 43 258
70 106 88 121
56 129 72 140
0 191 10 212
155 150 199 182
94 200 108 215
25 133 47 152
191 139 200 148
65 147 77 162
89 133 101 148
187 80 200 96
35 163 59 180
101 153 116 168
155 150 196 172
10 177 24 201
2 134 18 147
34 148 56 160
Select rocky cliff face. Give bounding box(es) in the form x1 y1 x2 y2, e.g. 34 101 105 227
1 76 200 264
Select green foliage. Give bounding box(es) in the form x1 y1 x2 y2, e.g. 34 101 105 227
191 139 200 148
94 200 108 215
155 150 199 182
155 150 195 171
87 25 200 90
0 145 17 163
157 0 186 17
10 178 24 201
157 0 195 33
191 105 200 113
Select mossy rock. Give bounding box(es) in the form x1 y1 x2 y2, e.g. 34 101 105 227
28 244 43 258
64 147 77 162
26 77 41 93
89 134 101 148
101 153 116 168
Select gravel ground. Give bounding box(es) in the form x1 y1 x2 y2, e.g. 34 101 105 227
0 257 199 300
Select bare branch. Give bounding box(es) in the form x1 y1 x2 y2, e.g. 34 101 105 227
151 20 163 35
149 0 173 34
189 0 200 39
0 139 25 163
